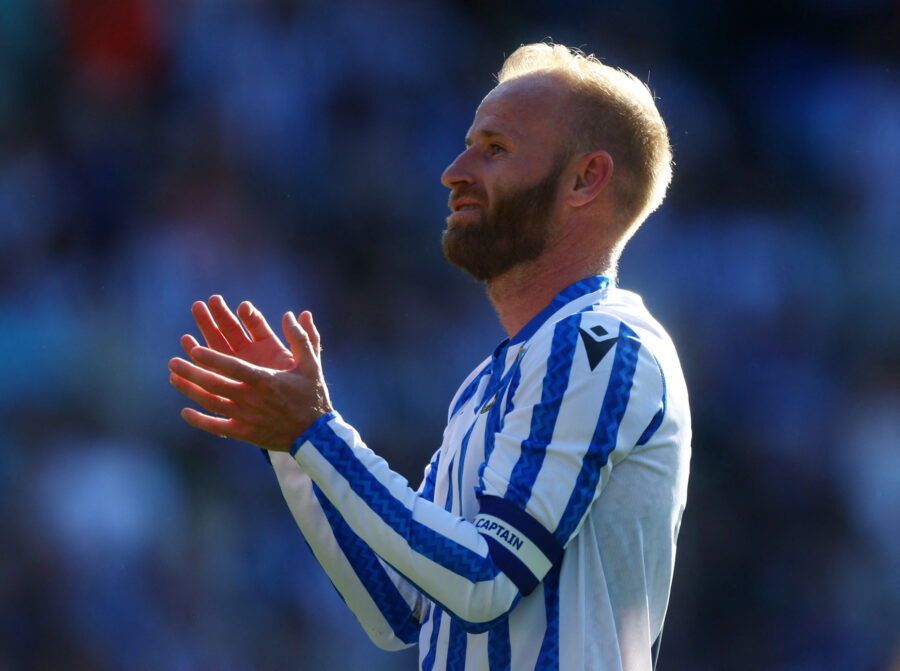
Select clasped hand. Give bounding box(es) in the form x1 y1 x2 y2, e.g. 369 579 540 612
168 296 332 452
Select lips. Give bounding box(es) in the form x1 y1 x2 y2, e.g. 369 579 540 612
451 199 482 212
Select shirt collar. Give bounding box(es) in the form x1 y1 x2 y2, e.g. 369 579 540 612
508 275 614 346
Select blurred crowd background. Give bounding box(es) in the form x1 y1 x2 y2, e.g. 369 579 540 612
2 0 898 669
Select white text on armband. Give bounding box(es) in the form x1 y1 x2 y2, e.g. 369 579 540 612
474 518 524 550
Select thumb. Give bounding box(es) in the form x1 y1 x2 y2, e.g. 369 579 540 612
282 311 317 371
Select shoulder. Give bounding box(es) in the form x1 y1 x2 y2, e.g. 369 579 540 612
518 290 672 395
520 291 654 361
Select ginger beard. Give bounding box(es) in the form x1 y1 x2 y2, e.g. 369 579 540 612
442 156 568 282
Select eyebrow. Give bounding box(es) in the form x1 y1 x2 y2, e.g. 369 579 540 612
464 129 506 148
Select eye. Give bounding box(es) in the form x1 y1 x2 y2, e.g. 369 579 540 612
488 143 507 156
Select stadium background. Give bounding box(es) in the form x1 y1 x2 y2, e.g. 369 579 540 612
1 0 898 668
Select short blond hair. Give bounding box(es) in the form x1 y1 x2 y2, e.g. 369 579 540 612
498 43 673 238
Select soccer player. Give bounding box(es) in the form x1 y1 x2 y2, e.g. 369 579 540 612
169 43 691 670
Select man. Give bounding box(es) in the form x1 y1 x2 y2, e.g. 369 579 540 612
169 43 691 670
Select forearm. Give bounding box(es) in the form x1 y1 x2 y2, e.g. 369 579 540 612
288 413 524 632
269 451 422 649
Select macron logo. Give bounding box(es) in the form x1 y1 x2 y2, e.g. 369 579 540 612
475 517 524 551
578 325 618 371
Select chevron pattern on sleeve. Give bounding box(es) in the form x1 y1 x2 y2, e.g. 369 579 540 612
554 322 641 544
305 420 500 582
312 484 421 644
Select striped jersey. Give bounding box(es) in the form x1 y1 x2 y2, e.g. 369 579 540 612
268 275 691 670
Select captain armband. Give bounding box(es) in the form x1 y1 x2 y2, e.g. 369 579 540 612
473 495 563 595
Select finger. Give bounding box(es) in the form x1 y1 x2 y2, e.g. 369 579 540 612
209 295 252 350
192 301 233 354
299 310 321 356
181 333 213 372
282 311 316 368
238 301 280 344
180 407 241 439
189 346 266 384
169 356 246 397
170 372 238 417
182 333 225 374
181 334 201 359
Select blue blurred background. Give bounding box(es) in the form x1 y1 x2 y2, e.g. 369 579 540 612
1 0 898 668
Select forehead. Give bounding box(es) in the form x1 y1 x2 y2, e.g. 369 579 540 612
467 74 571 143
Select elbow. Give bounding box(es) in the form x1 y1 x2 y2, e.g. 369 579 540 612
370 633 416 652
441 579 521 634
449 598 518 635
362 615 421 651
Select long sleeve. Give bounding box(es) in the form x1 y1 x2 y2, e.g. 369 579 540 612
288 416 523 632
470 314 666 592
286 311 664 632
268 450 433 649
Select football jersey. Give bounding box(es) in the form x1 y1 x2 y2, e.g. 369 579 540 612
269 275 691 670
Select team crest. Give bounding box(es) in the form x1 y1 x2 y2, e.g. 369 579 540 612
480 393 498 414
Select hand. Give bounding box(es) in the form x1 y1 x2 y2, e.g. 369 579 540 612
182 295 308 372
169 310 333 452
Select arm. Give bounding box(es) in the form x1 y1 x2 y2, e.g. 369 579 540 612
285 312 664 623
169 307 663 629
268 451 426 649
174 298 424 649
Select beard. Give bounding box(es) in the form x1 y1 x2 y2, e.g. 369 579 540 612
441 157 567 282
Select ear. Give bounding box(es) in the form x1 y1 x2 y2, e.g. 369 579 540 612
566 151 613 208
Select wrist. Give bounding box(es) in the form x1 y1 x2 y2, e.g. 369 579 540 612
289 410 340 457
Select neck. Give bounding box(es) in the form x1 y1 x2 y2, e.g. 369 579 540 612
486 239 613 338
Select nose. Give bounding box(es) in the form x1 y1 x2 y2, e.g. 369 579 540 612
441 148 475 190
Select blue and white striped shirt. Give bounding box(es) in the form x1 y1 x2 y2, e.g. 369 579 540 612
270 276 691 670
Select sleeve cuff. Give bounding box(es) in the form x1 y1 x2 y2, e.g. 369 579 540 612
290 410 341 457
474 495 563 595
